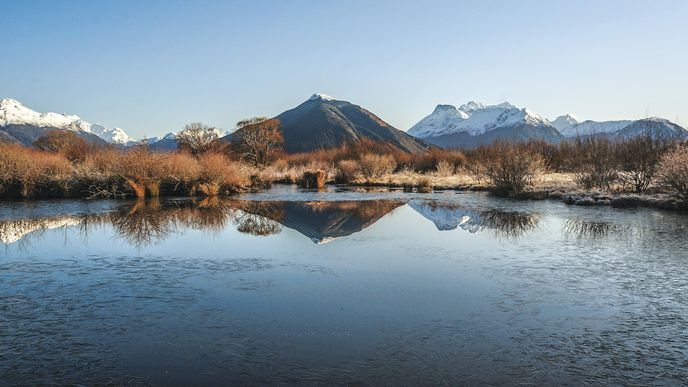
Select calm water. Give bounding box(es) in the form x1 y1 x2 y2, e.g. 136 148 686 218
2 186 688 385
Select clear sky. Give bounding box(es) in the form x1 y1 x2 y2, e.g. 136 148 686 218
2 0 687 138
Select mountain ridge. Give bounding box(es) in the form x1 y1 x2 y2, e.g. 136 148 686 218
225 93 431 153
0 98 133 146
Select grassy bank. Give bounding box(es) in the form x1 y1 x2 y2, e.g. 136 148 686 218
0 143 259 199
2 135 687 212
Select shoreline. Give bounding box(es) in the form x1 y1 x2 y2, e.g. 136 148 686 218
2 179 686 212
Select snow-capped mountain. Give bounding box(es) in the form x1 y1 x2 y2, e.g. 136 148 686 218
89 124 133 144
551 114 579 131
614 117 687 139
308 93 336 101
0 216 82 244
552 115 632 137
408 101 563 148
552 114 686 139
408 199 538 237
0 98 133 145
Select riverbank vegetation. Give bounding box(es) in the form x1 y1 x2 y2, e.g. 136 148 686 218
1 123 686 208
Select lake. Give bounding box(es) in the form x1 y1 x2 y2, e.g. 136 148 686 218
2 185 687 385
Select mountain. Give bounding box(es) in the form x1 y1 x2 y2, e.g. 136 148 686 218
615 118 687 139
233 199 405 244
553 116 633 137
226 93 431 153
552 114 687 139
0 98 133 146
408 101 563 148
147 132 179 151
409 199 539 238
551 114 579 131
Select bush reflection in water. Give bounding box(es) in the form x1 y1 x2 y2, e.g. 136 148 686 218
1 197 545 247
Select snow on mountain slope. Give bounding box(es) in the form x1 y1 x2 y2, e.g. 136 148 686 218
88 124 133 144
405 105 469 139
408 101 551 138
308 93 336 101
0 98 86 129
551 114 579 131
0 98 132 144
0 216 82 244
557 119 633 137
615 117 688 139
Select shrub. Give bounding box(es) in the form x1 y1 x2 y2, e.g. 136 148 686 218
0 143 73 198
572 136 619 190
160 152 202 193
482 143 544 195
656 144 688 199
113 148 168 197
417 176 433 192
359 153 396 180
195 153 248 195
335 159 359 183
617 134 673 193
34 130 91 163
435 160 455 176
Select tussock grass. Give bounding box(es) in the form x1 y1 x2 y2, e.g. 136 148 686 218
0 143 250 199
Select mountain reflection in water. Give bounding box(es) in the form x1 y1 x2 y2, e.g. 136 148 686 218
2 189 688 385
0 197 543 246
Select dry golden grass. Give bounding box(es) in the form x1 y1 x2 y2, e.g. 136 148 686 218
0 143 253 199
0 143 73 197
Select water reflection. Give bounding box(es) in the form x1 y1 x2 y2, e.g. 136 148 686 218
563 218 631 239
409 199 540 239
2 190 688 385
0 197 548 246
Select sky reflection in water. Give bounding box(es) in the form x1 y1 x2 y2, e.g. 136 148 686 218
1 187 687 385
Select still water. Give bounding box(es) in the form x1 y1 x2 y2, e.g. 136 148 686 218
2 186 687 385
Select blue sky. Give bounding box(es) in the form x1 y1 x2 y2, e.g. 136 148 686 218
2 0 687 138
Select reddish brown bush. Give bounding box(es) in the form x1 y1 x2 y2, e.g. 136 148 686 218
617 134 674 193
194 153 248 195
572 136 619 190
0 143 73 197
359 153 396 180
34 130 91 162
481 143 545 195
656 143 688 198
335 159 360 183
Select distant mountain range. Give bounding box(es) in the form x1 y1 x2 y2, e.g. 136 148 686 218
2 96 686 151
407 102 563 148
551 114 685 140
0 98 133 146
408 101 687 148
225 93 430 153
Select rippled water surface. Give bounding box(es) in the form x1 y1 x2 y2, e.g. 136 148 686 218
2 186 688 385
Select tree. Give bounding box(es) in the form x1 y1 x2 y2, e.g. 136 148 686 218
34 130 89 162
176 122 222 156
232 117 284 167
